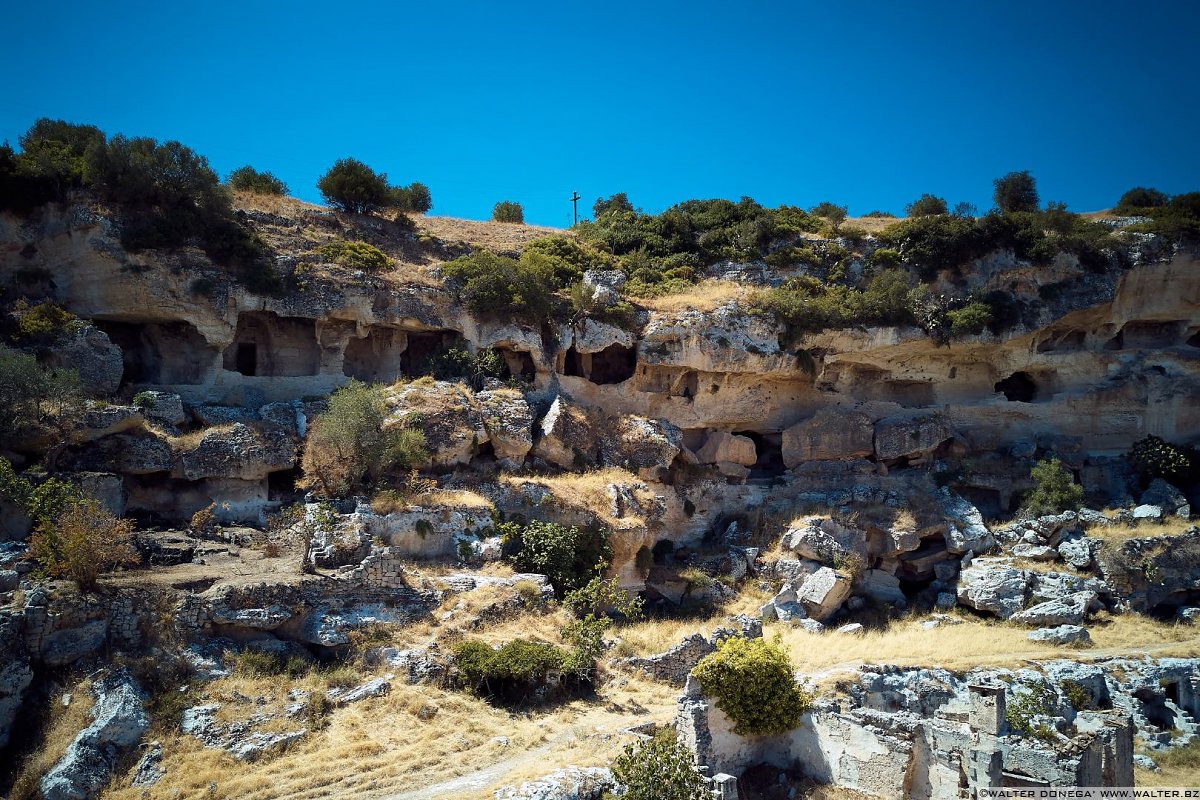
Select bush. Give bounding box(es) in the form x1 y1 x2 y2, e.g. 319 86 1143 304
611 731 708 800
692 636 810 736
316 240 391 272
905 193 948 217
452 638 572 704
561 575 644 677
14 302 77 342
522 236 613 287
502 520 611 596
227 165 287 195
862 210 896 218
420 344 506 388
441 250 557 324
946 301 993 337
317 158 391 214
1022 458 1084 516
299 380 428 496
809 201 848 231
1128 435 1193 483
492 201 524 223
1004 680 1057 739
0 344 82 442
1114 187 1169 213
29 499 138 590
749 268 913 338
993 170 1039 213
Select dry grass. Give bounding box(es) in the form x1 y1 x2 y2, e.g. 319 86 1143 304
103 670 675 800
166 423 237 451
413 490 494 509
230 190 324 216
500 467 656 529
416 215 568 254
775 612 1200 675
1137 738 1200 787
637 279 749 313
10 681 94 800
1085 516 1197 545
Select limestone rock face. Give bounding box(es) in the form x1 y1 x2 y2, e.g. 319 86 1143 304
41 620 108 667
134 391 187 426
44 324 124 397
873 412 952 462
1027 625 1091 646
859 569 906 605
1009 591 1096 627
0 614 33 749
797 566 852 621
607 415 682 479
40 670 148 800
531 396 599 469
696 431 757 467
73 404 144 444
639 303 796 374
477 389 534 464
174 422 295 481
956 560 1030 619
384 381 489 469
938 490 996 555
782 408 875 467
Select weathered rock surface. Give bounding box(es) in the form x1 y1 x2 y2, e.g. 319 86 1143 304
782 408 875 466
477 388 534 463
797 567 853 621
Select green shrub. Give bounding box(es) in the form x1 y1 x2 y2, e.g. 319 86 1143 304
749 268 913 338
299 380 428 496
1114 187 1169 214
1004 680 1057 739
905 194 948 217
993 170 1039 213
1128 435 1193 483
0 344 82 442
230 649 310 678
611 730 708 800
389 182 432 213
1022 458 1084 516
317 240 391 272
442 250 557 324
946 301 993 337
691 637 810 736
862 210 896 218
131 391 156 410
492 201 524 223
14 302 77 342
503 520 611 596
522 236 613 287
1060 679 1094 711
452 638 571 703
227 165 288 195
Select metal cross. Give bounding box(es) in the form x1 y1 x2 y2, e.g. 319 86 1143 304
569 191 581 225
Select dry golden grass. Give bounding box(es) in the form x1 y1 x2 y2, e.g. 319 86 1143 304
1136 739 1200 787
103 670 675 800
775 612 1200 675
10 681 94 800
166 423 237 451
637 280 749 313
416 215 568 254
413 489 494 509
500 467 656 529
230 190 323 216
1086 516 1197 545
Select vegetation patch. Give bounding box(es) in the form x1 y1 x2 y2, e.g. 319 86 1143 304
692 636 810 736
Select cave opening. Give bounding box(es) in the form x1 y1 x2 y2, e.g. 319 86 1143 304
495 347 536 380
400 330 463 376
733 430 785 479
994 371 1037 402
268 468 301 502
1187 331 1200 348
94 319 215 387
222 311 321 377
344 328 408 383
563 346 585 378
588 343 637 384
955 487 1004 520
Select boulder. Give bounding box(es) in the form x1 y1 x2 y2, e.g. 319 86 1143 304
40 670 148 800
44 324 124 397
696 431 757 467
939 490 995 554
836 623 866 636
1012 544 1058 561
956 561 1029 619
782 408 875 467
531 396 598 469
783 518 847 563
1141 479 1190 519
859 569 906 605
1057 533 1096 570
72 404 144 444
133 391 187 426
797 567 852 621
493 766 615 800
174 422 295 481
477 389 534 464
1009 591 1095 627
606 415 682 480
1027 625 1091 646
874 413 952 462
1132 504 1163 521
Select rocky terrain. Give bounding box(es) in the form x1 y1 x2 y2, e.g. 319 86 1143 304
1 183 1199 800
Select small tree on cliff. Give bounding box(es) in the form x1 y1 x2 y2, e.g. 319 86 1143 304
299 380 427 496
30 499 138 591
1022 458 1084 516
317 158 391 213
993 170 1039 213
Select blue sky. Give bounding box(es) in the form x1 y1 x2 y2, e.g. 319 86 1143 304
2 1 1198 227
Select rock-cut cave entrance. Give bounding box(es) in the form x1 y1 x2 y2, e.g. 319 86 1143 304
561 343 637 385
994 371 1037 403
94 319 215 388
733 430 785 479
222 311 321 377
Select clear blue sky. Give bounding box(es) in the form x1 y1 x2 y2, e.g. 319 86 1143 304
2 1 1198 227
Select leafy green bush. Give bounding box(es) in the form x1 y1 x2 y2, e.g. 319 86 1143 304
522 236 613 287
905 194 948 217
419 344 507 388
611 730 708 800
749 269 913 337
862 210 895 218
0 344 82 442
1060 679 1094 711
492 201 524 223
501 520 611 596
14 302 77 342
1004 680 1057 739
299 380 428 496
317 240 391 272
227 165 288 195
1114 187 1169 214
452 638 572 703
809 201 848 231
1128 435 1194 483
389 182 432 213
317 158 391 213
1022 458 1084 516
442 250 557 324
946 301 993 337
692 636 810 736
993 170 1039 213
